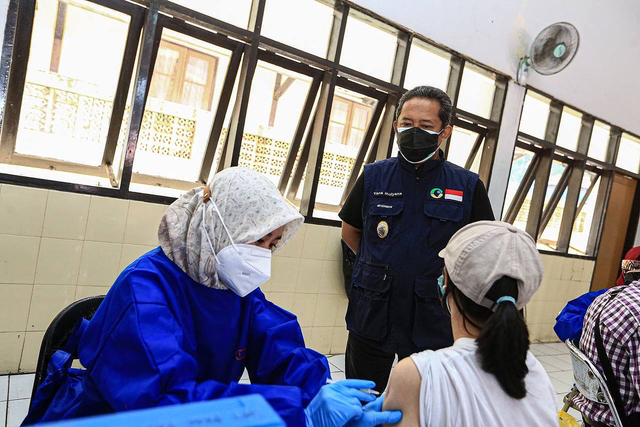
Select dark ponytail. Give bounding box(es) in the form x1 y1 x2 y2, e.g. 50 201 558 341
449 276 530 399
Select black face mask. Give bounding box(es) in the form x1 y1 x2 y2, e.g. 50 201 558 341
396 127 443 164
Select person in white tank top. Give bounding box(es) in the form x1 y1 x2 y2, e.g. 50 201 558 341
381 221 559 427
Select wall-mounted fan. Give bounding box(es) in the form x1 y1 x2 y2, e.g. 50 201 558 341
517 22 580 84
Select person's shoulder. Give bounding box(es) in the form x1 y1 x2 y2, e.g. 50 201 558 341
120 247 165 273
115 248 184 303
589 284 640 341
389 357 421 386
525 351 551 375
365 157 398 171
383 356 422 426
411 340 474 371
443 160 479 178
594 283 640 315
609 283 640 323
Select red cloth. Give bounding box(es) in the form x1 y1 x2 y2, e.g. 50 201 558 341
617 246 640 286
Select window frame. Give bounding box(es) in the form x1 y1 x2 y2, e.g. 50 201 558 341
326 95 374 148
504 88 640 257
0 0 146 184
149 40 219 111
0 0 509 222
125 12 245 193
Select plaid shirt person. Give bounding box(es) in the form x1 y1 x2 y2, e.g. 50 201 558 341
572 281 640 425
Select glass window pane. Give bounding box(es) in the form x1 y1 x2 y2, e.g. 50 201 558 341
556 107 582 152
237 61 314 186
616 133 640 173
518 91 551 140
578 171 598 206
447 127 480 170
456 64 496 119
327 123 345 146
352 106 369 130
469 141 483 174
569 175 601 255
262 0 333 58
404 40 450 91
331 99 350 125
171 0 252 30
543 161 568 212
537 187 568 251
341 13 397 82
131 29 233 183
502 147 536 220
14 0 131 166
303 87 378 220
513 181 534 232
587 121 610 161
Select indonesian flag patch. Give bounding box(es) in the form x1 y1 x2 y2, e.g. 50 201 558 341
444 189 463 202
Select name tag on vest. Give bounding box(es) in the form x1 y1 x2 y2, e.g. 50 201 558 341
373 191 403 198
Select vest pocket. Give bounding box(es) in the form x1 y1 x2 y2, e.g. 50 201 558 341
423 201 464 250
412 277 453 349
346 261 392 341
366 200 404 245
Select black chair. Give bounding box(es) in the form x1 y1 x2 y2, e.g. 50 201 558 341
29 295 104 408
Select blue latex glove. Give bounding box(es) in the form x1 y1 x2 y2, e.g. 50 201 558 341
346 394 403 426
304 379 377 427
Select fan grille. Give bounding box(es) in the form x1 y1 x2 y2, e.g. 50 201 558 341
530 22 579 75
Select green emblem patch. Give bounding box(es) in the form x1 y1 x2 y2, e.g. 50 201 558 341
430 188 443 199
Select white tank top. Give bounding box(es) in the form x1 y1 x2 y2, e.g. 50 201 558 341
410 338 559 427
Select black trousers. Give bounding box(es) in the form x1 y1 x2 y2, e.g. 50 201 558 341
344 332 413 393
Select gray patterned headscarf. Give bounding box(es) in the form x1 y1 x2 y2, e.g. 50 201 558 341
158 167 304 289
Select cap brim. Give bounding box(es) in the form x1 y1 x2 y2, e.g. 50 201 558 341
438 249 445 258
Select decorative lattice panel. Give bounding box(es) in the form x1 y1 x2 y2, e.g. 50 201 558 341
238 134 290 177
319 152 355 188
21 82 111 144
137 111 196 159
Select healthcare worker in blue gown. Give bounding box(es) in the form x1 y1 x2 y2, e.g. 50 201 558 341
24 167 402 427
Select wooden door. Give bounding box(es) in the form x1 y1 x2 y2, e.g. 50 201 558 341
591 173 638 291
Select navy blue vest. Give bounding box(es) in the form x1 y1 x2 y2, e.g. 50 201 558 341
345 154 479 355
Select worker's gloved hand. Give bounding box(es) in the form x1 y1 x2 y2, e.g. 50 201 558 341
304 379 376 427
346 394 403 426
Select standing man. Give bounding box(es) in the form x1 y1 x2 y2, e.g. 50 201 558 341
339 86 495 392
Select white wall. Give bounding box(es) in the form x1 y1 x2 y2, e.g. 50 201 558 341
353 0 640 136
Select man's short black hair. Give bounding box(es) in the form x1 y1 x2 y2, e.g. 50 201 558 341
395 86 453 130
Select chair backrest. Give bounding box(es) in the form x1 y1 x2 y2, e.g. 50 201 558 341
29 295 105 408
565 339 624 427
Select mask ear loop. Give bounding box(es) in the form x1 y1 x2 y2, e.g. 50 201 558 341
201 185 238 256
201 188 218 263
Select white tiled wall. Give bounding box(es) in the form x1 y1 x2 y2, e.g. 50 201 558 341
263 223 350 356
527 254 595 342
0 183 594 374
0 185 162 374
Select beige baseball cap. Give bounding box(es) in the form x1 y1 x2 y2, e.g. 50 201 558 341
438 221 543 310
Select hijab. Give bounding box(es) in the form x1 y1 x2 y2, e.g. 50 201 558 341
158 167 304 289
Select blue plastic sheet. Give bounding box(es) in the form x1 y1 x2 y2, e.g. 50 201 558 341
554 289 607 342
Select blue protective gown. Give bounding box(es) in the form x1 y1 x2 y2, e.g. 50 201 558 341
25 248 330 426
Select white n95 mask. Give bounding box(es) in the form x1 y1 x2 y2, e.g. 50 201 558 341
201 193 272 297
214 243 271 297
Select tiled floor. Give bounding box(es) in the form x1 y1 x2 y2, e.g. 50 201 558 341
2 343 581 427
1 373 34 427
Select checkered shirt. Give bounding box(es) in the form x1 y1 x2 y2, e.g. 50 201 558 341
572 281 640 425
